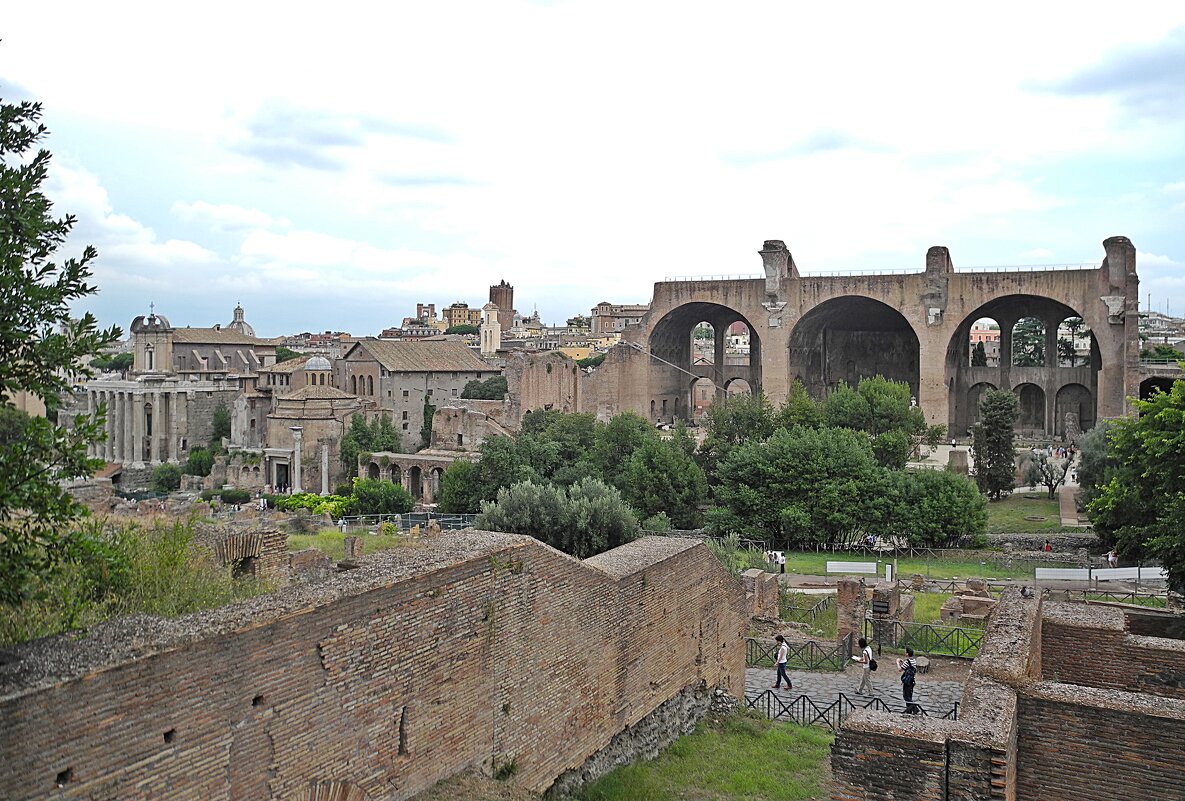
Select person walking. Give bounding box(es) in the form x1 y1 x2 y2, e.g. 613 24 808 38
778 551 786 574
897 648 919 714
772 635 792 690
1108 549 1119 568
853 637 874 694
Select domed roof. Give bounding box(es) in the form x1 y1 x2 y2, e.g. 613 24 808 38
304 355 332 371
226 303 256 337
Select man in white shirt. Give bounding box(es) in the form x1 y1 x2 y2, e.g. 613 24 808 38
772 635 792 690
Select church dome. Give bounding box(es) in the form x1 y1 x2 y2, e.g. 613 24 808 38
304 355 332 372
226 303 256 337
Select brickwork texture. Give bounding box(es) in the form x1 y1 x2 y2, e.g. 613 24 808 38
0 533 745 801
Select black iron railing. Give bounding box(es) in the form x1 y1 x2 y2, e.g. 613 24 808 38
1048 589 1168 608
744 689 959 730
746 635 853 671
780 593 835 624
865 619 984 659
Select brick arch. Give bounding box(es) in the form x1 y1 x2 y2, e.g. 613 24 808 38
787 295 921 399
306 779 370 801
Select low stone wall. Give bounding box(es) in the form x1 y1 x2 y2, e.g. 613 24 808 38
1041 602 1185 700
742 568 779 618
0 533 746 801
986 531 1098 551
548 683 719 797
1017 683 1185 801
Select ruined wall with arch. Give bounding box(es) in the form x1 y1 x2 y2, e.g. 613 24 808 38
583 237 1141 439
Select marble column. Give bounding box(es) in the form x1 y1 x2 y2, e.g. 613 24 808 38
290 427 303 493
132 395 145 467
148 392 161 463
320 441 330 496
124 391 135 463
104 390 115 461
111 392 122 463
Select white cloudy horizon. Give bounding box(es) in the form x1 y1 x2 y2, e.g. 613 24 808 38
4 2 1185 338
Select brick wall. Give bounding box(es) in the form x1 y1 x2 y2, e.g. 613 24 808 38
830 718 952 801
742 568 779 617
0 533 744 801
1041 602 1185 700
1017 683 1185 801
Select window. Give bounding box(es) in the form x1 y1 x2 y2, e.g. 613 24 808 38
456 434 463 446
250 419 256 429
402 411 408 420
402 390 409 398
402 422 409 430
451 389 458 397
427 389 433 397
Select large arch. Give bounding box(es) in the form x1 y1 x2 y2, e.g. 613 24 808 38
787 297 920 399
648 302 762 422
1139 376 1175 400
946 294 1099 438
1054 383 1094 436
1014 383 1046 433
967 382 997 428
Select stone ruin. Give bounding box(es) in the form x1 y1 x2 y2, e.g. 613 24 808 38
939 577 998 625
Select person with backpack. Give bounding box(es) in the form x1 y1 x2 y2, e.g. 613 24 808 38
897 648 919 714
853 637 876 694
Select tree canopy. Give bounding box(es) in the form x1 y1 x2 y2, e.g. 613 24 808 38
971 389 1018 500
461 375 507 400
1087 380 1185 593
0 95 121 604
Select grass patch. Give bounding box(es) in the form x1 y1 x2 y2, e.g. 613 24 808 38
908 593 951 624
984 492 1081 534
288 529 416 561
0 517 270 647
781 591 838 639
579 713 833 801
783 551 1039 581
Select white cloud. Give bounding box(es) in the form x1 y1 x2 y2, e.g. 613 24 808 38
172 200 290 232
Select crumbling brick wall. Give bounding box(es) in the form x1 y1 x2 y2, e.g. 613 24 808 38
1041 602 1185 700
0 534 744 801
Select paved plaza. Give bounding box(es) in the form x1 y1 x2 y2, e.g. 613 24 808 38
746 665 967 715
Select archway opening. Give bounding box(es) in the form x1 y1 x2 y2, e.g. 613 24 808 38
788 297 919 399
692 377 718 420
649 302 762 421
1057 316 1091 367
726 377 753 398
967 382 997 428
391 465 403 485
367 462 380 480
1140 377 1175 400
409 466 422 500
1054 383 1094 438
1012 317 1046 367
968 318 1000 367
1014 383 1046 432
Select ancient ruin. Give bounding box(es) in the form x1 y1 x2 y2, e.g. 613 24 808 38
0 534 745 801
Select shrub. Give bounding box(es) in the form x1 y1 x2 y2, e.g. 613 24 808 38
642 512 673 532
219 488 251 505
152 463 182 493
344 479 414 516
183 446 213 477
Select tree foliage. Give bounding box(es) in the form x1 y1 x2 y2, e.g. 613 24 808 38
210 402 231 447
0 96 121 604
183 446 213 477
1012 317 1045 366
1075 421 1116 508
461 375 508 400
151 463 181 494
90 352 133 373
344 478 414 516
971 341 988 367
476 477 639 558
275 346 301 363
1087 380 1185 592
971 389 1018 500
1021 450 1071 500
444 324 479 335
622 436 707 529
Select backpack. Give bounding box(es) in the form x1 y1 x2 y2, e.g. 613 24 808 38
902 662 916 683
869 658 878 672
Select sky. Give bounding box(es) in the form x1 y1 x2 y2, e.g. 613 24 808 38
4 2 1185 338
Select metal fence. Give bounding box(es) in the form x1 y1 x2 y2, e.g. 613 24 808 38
746 635 853 672
335 513 479 531
865 619 984 659
744 689 959 730
780 593 835 624
1046 589 1169 608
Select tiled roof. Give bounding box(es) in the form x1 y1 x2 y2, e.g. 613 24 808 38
284 384 358 401
260 355 313 374
347 340 494 373
172 327 269 346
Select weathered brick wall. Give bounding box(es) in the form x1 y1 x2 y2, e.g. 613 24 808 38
1016 683 1185 801
1041 602 1185 699
831 591 1039 801
830 718 953 801
741 568 779 617
0 533 744 801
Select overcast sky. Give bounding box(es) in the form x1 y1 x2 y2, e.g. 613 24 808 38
4 3 1185 337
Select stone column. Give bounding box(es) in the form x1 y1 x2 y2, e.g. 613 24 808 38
149 391 162 464
132 395 145 467
998 316 1015 390
290 427 303 493
111 392 122 463
320 441 330 495
102 390 114 461
1045 317 1060 435
124 391 135 463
